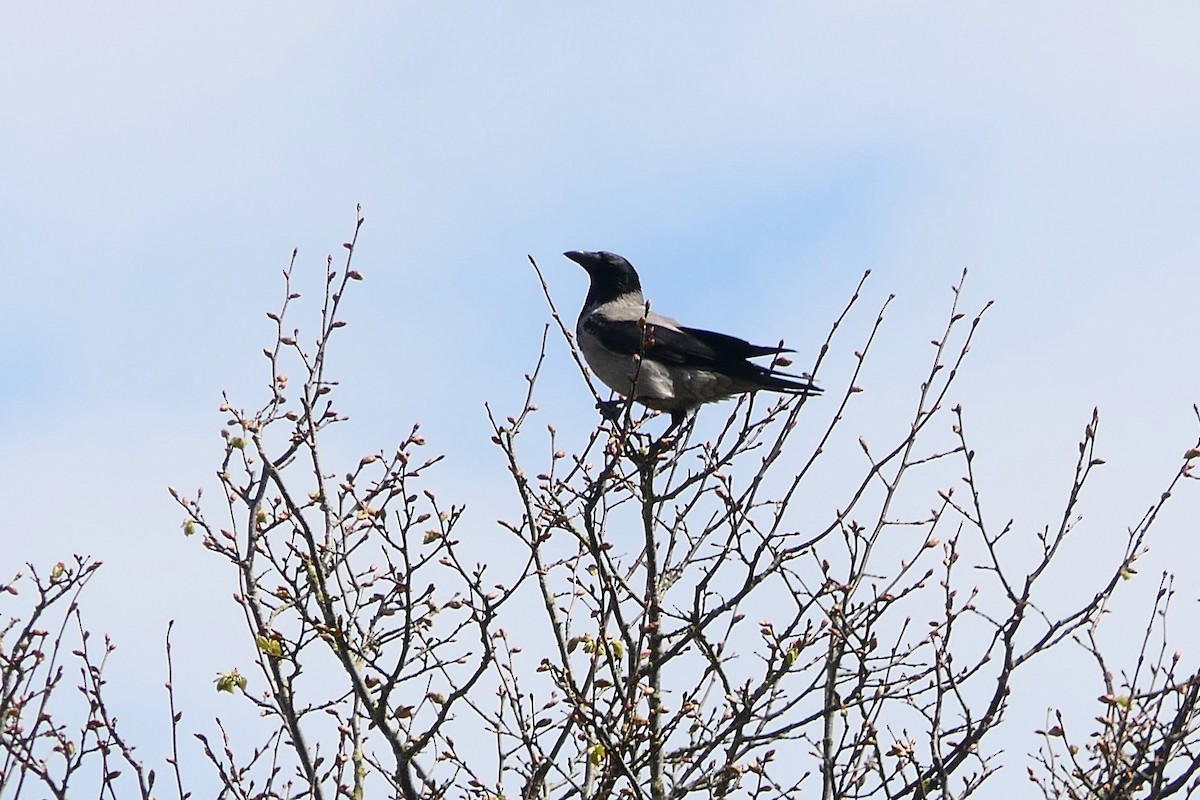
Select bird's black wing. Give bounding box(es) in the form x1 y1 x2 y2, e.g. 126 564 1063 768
678 325 793 360
584 315 822 395
584 317 787 367
676 327 820 393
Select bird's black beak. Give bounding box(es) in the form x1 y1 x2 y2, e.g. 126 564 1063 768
563 250 595 270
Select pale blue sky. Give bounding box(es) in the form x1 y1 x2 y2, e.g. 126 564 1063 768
2 3 1198 792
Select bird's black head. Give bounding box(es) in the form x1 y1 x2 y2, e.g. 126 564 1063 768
564 250 642 308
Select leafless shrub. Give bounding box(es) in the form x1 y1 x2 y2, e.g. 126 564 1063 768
0 557 157 799
5 214 1197 800
1029 437 1200 800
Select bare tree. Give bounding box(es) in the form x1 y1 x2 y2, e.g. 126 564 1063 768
0 557 160 799
1030 537 1200 798
488 260 1200 800
171 212 525 799
5 214 1198 799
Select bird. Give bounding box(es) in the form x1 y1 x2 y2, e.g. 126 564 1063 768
564 250 821 430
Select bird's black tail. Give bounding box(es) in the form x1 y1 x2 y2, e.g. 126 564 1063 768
750 366 822 396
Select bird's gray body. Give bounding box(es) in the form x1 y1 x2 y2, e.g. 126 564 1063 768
565 250 820 424
577 293 754 412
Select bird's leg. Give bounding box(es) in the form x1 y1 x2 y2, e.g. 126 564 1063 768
649 409 689 455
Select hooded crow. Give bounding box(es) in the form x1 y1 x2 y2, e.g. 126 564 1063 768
565 250 821 428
